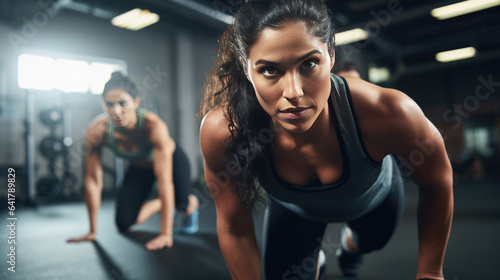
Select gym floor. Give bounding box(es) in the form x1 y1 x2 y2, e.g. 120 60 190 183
1 177 499 280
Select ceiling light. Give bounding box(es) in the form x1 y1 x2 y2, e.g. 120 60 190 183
111 9 160 31
112 9 142 26
435 47 476 63
335 28 369 46
431 0 500 20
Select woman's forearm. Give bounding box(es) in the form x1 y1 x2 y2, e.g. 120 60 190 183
158 181 175 235
416 185 454 280
84 178 103 234
219 229 262 280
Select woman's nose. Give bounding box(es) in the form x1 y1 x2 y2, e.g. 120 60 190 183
282 72 304 101
109 105 122 115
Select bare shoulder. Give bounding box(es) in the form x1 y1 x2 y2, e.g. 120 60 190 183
142 111 172 147
345 77 430 154
200 106 232 146
200 106 232 170
345 77 415 118
87 114 108 138
86 114 109 152
346 77 423 126
143 111 167 130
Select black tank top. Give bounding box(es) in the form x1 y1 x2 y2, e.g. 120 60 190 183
261 74 394 223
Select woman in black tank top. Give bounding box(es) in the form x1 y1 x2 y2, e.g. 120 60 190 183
198 1 453 279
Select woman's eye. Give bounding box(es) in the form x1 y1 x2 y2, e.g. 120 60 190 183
262 66 279 76
301 60 317 70
106 103 113 108
119 101 127 106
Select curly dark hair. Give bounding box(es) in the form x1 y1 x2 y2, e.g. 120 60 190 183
199 0 335 208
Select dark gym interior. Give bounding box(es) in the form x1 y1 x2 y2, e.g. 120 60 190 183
1 0 499 279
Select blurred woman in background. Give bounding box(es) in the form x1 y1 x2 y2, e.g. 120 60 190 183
68 72 199 250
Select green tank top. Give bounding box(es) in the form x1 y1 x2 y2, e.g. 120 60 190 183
108 108 154 161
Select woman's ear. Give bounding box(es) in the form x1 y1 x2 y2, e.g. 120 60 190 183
134 96 141 107
330 50 336 70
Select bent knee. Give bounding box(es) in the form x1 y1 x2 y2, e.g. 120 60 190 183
115 216 134 232
359 237 391 254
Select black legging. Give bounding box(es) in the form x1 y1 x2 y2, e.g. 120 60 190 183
115 146 192 231
262 156 405 280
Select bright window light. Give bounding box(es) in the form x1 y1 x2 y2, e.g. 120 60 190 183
431 0 500 20
90 62 122 94
435 47 476 63
18 53 126 94
18 54 55 90
55 59 90 93
112 9 160 31
335 28 369 46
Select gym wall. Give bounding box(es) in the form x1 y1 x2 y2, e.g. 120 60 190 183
0 8 218 202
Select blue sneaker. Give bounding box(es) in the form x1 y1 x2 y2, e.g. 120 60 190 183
176 208 199 234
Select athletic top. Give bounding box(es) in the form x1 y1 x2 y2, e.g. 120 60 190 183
261 74 394 223
108 108 154 162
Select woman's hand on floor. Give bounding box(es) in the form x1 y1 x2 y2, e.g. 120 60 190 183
145 233 173 250
67 232 96 243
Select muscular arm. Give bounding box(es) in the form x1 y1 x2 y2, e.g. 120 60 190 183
85 148 104 235
200 109 261 280
356 82 453 280
148 115 176 249
68 120 105 242
398 117 453 280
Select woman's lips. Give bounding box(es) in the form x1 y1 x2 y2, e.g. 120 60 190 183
280 107 310 120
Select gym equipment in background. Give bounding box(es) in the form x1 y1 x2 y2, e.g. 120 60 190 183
36 106 77 199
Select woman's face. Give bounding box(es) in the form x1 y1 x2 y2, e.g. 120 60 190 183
246 21 334 134
104 89 140 128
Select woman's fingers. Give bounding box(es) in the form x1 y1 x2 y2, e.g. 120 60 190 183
145 234 173 250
